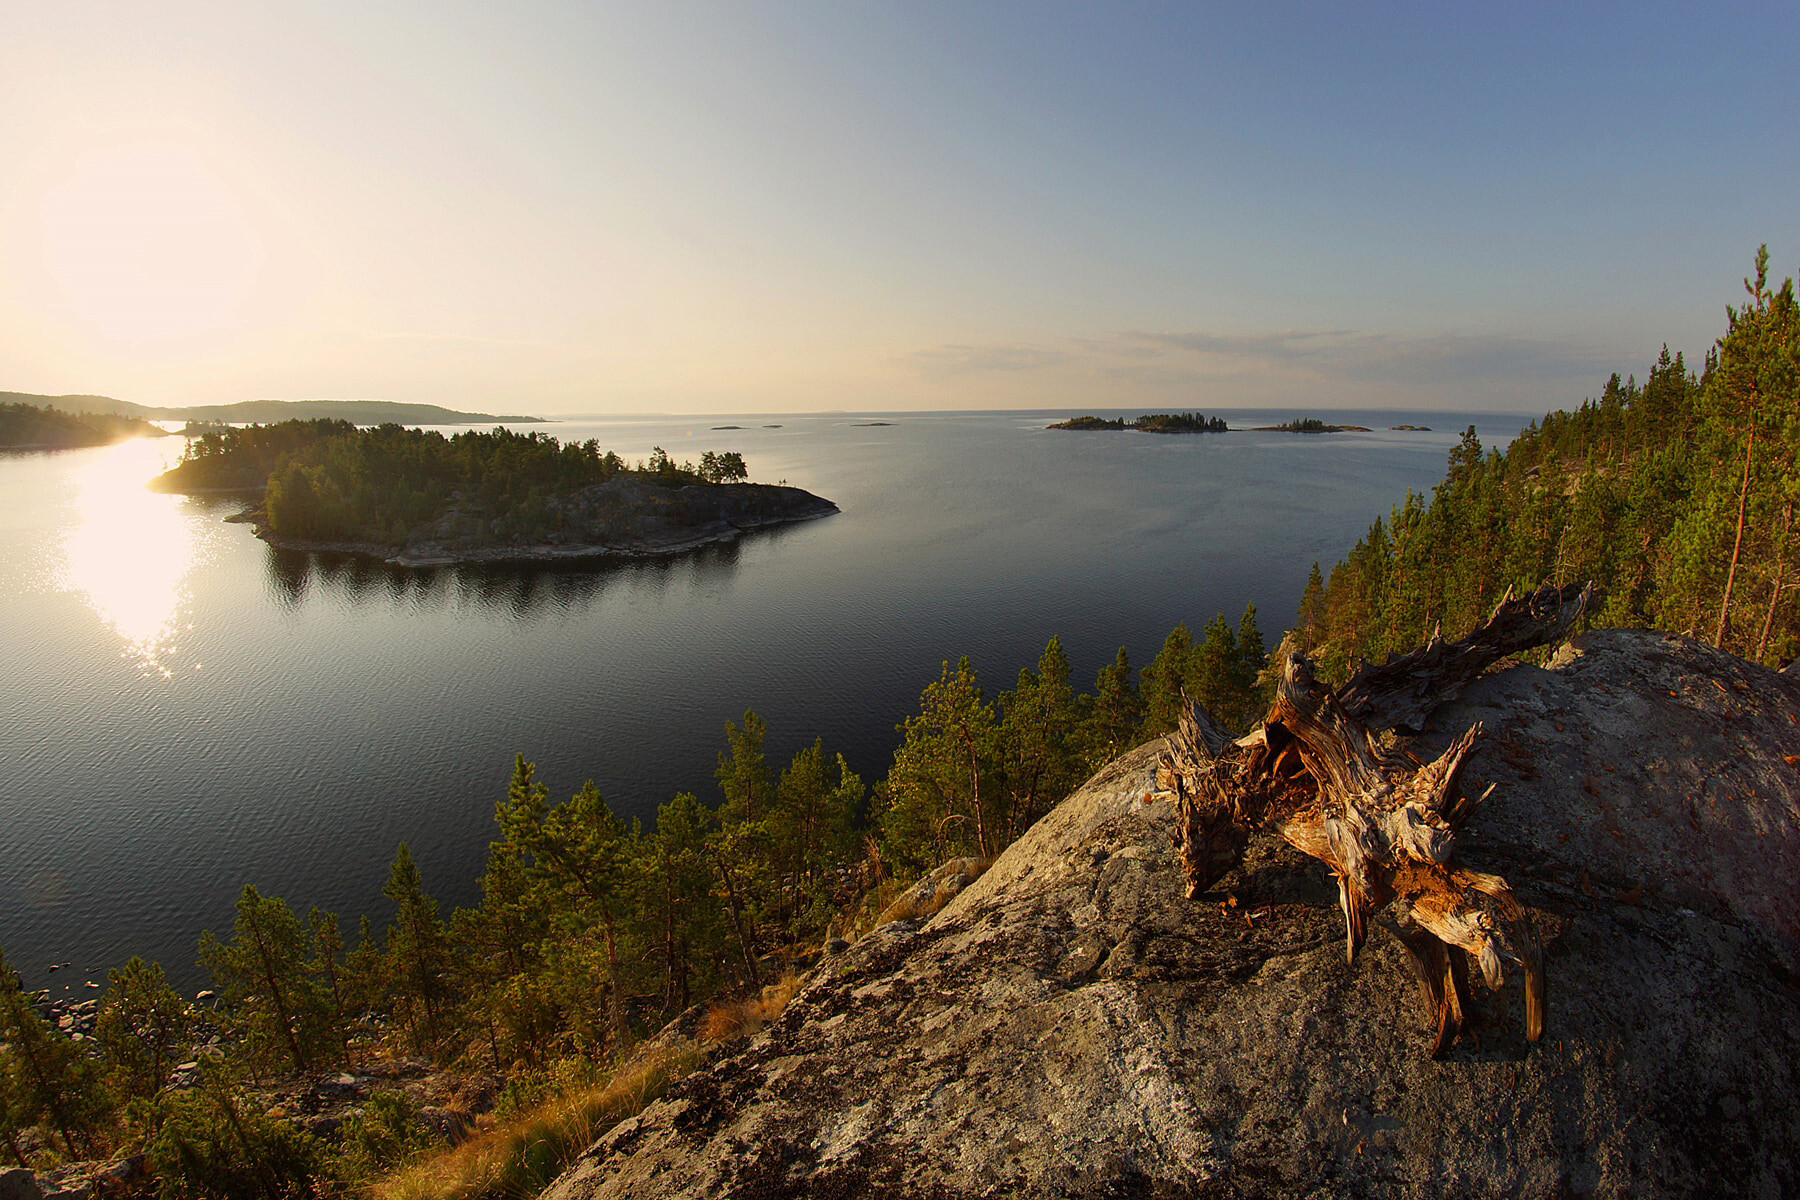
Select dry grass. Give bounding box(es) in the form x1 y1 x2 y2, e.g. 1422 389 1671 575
700 971 802 1044
371 1044 700 1200
372 974 803 1200
873 858 991 929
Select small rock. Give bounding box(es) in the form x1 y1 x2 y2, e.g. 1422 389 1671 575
0 1166 43 1200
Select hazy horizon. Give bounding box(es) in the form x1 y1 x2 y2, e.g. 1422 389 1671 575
4 3 1796 417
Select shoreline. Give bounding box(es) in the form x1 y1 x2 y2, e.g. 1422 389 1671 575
250 503 839 567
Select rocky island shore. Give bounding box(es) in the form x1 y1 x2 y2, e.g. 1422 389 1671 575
151 420 838 568
242 477 839 566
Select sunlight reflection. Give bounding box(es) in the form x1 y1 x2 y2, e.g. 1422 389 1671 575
59 442 199 677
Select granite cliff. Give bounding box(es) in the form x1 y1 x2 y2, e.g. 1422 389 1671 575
544 629 1800 1199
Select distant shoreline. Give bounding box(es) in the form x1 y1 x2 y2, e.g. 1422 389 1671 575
1 391 545 427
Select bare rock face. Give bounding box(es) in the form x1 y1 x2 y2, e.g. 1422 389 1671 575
545 630 1800 1200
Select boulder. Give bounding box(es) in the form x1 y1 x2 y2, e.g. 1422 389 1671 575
544 630 1800 1199
0 1168 41 1200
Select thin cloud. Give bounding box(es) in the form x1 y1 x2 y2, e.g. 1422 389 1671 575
897 342 1070 378
1118 328 1603 382
897 327 1608 400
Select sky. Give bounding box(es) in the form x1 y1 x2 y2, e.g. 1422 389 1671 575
1 2 1796 416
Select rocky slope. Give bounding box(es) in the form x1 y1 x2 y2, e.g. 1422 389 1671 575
544 629 1800 1199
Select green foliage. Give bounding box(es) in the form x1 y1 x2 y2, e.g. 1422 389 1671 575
995 637 1084 845
768 740 864 938
636 791 725 1011
715 711 773 826
1132 411 1229 433
879 657 999 872
159 420 753 546
336 1091 437 1182
149 1068 324 1199
698 450 748 483
497 762 634 1053
1138 609 1264 736
381 845 452 1056
1047 412 1229 432
197 887 341 1075
0 946 107 1158
1305 250 1799 670
1083 646 1144 764
95 957 190 1101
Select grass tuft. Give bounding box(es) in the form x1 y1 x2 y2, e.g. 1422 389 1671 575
371 1044 700 1200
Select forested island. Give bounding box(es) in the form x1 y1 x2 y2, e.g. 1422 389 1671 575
1047 411 1229 432
151 421 838 565
1251 417 1374 432
0 400 168 449
4 250 1798 1197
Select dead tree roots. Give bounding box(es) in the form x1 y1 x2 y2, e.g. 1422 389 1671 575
1155 580 1594 1055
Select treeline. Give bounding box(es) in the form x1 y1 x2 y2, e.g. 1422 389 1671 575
1047 412 1230 433
0 402 165 449
1300 248 1798 673
0 613 1268 1194
158 421 750 545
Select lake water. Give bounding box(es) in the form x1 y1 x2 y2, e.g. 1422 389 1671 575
0 408 1534 994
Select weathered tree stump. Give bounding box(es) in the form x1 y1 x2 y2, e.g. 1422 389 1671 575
1155 580 1594 1054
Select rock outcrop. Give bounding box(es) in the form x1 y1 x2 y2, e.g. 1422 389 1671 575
544 629 1800 1199
383 479 838 566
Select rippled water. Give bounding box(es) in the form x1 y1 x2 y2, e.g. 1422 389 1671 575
0 409 1530 993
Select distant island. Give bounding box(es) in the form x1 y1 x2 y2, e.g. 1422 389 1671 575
0 399 170 449
1 390 543 428
1047 412 1229 433
1250 417 1373 433
151 419 836 566
1389 424 1432 431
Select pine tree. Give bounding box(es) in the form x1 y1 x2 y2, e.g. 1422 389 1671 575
880 658 999 871
305 908 353 1069
1140 625 1197 735
996 637 1083 846
716 710 773 826
0 946 104 1157
637 792 722 1011
95 956 191 1101
198 886 332 1074
1297 564 1325 649
382 845 451 1056
498 759 634 1048
1084 647 1144 764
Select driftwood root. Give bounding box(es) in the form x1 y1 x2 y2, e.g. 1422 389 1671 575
1154 580 1587 1054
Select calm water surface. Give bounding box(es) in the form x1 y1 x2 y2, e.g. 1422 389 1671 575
0 409 1532 993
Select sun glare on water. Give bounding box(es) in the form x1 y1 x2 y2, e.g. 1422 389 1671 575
60 443 203 677
40 143 264 343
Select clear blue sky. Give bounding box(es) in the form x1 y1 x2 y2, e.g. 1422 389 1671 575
2 1 1794 413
